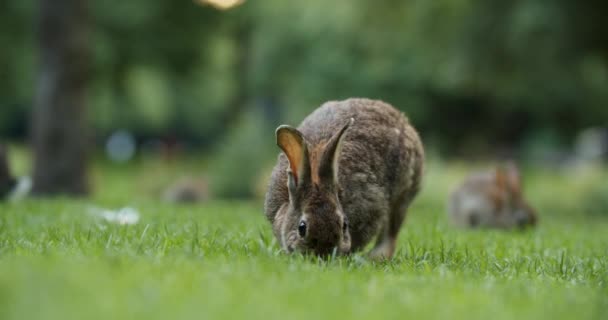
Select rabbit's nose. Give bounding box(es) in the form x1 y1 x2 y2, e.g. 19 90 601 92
309 237 331 248
308 235 339 252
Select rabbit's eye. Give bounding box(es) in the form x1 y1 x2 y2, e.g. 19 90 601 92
298 221 307 237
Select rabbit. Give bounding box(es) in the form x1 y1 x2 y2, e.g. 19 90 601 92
0 144 17 199
264 98 424 259
447 163 537 229
162 176 210 204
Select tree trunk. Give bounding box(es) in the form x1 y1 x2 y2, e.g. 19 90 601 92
0 144 16 198
31 0 90 195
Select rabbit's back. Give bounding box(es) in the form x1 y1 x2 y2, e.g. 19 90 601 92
281 98 424 249
448 172 505 228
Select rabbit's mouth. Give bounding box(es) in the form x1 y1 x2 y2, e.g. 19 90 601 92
287 243 350 257
303 243 351 257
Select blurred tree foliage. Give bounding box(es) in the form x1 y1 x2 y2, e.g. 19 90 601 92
1 0 607 196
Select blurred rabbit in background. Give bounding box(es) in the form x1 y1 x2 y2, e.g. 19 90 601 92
448 163 537 229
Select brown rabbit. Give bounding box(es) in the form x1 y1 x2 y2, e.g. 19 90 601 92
447 163 537 229
162 176 210 204
264 98 424 259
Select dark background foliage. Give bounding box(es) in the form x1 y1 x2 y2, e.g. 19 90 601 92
1 0 606 196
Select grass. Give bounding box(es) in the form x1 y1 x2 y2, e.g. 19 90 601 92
0 157 607 320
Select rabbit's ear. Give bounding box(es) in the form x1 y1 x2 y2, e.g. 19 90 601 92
318 118 353 185
504 163 522 195
495 167 508 191
276 125 310 188
496 163 521 196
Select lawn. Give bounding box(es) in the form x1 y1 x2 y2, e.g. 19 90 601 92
0 158 606 320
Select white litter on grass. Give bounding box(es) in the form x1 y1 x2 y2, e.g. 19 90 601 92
9 176 32 202
89 206 140 225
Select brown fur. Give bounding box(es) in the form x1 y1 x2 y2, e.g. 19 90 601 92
447 164 538 229
304 144 319 185
264 98 425 258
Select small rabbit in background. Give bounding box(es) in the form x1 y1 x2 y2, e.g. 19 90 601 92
448 163 537 229
264 98 424 259
163 176 210 204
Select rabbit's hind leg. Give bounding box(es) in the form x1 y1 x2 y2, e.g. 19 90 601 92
368 194 412 261
367 225 396 261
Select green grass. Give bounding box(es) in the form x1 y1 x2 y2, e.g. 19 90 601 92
0 159 607 320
